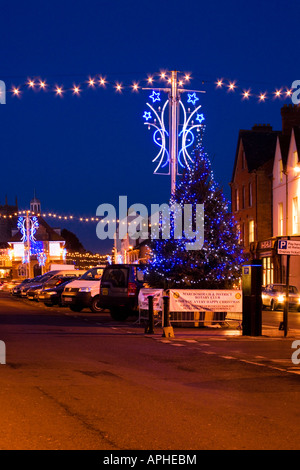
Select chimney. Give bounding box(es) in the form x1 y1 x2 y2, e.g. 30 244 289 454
281 104 300 136
251 124 273 132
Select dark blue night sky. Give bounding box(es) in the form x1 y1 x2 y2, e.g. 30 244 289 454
0 0 298 253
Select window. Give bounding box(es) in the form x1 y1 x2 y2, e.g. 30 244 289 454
248 182 252 207
242 151 246 169
293 197 299 234
249 220 255 243
293 151 298 167
49 242 61 257
262 257 274 286
80 267 104 280
235 188 239 211
242 186 245 209
293 151 300 175
279 159 283 183
101 267 128 287
236 224 241 244
278 202 283 236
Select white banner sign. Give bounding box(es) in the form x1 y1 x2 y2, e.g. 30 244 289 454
138 288 164 311
169 289 242 313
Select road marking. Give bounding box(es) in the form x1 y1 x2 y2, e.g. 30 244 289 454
240 360 266 367
270 359 291 364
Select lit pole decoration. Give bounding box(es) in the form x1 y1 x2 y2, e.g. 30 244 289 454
17 213 40 277
143 70 205 195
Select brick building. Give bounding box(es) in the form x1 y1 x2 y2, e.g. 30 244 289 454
230 124 280 254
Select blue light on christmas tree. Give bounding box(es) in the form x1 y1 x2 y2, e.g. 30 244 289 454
147 123 245 289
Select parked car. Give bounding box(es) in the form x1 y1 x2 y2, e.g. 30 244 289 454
20 273 56 297
1 279 24 292
61 266 106 313
26 271 86 300
11 278 33 296
38 277 78 306
98 264 146 320
262 283 300 311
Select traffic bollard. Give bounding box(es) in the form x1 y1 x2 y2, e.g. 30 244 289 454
145 295 154 334
162 295 174 338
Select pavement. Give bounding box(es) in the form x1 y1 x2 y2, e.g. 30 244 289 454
143 322 300 340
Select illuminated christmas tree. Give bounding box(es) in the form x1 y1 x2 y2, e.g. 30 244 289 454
147 127 245 289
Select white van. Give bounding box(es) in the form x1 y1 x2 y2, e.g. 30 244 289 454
61 266 106 313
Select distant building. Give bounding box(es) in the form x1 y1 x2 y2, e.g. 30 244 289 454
0 197 18 278
9 214 67 278
0 196 18 243
66 251 108 270
2 194 67 278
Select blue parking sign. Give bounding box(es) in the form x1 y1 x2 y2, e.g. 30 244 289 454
278 240 287 250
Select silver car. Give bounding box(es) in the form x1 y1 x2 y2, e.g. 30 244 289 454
262 284 300 311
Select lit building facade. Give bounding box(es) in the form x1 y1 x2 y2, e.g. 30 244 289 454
231 104 300 288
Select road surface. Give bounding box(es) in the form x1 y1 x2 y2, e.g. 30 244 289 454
0 293 300 450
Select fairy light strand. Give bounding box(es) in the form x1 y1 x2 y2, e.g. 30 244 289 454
5 71 295 103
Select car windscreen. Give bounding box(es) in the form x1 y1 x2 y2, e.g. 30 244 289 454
44 277 70 287
273 285 298 294
79 268 104 280
39 273 56 282
101 268 128 287
289 286 298 293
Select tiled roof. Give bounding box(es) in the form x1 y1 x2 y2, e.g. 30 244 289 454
293 127 300 157
231 129 281 182
278 134 290 168
10 216 65 243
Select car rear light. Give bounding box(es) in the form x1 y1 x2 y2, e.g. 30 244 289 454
128 282 136 296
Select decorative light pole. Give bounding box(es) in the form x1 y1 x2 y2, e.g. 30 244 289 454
25 210 31 278
17 213 40 278
170 70 179 195
143 70 205 196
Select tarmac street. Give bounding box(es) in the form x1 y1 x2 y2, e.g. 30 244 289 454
0 292 300 450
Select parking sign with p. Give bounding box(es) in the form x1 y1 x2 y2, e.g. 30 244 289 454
278 240 287 251
278 239 300 255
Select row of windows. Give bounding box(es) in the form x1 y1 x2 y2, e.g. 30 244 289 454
234 183 253 211
278 152 299 183
236 220 255 245
277 197 299 235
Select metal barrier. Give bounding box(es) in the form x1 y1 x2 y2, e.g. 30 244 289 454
139 289 243 330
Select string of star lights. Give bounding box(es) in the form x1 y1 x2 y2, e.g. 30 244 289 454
0 210 157 227
0 210 103 223
4 71 295 103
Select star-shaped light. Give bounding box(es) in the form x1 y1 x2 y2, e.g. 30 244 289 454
149 91 161 103
187 92 199 105
143 111 152 121
196 113 205 124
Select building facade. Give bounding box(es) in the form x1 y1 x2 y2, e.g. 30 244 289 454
232 104 300 288
0 195 68 279
230 124 280 255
